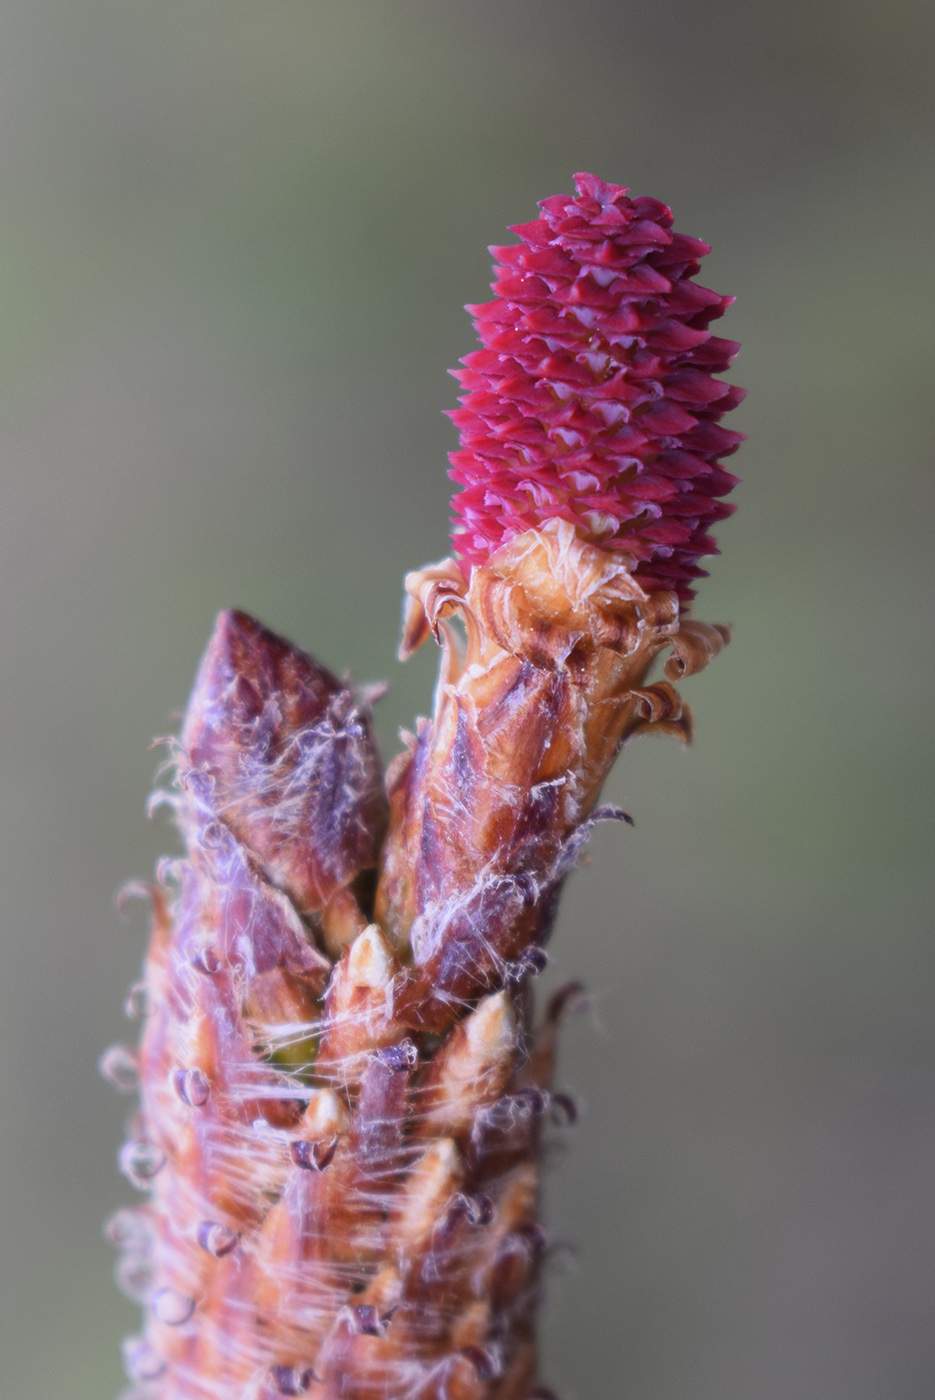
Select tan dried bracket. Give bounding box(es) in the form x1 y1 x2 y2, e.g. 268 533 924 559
400 519 730 749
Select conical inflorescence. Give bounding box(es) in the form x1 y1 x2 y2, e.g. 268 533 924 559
448 172 745 600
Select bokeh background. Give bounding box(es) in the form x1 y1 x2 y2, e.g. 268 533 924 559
1 2 933 1396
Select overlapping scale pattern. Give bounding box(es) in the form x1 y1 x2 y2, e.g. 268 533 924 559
448 172 745 601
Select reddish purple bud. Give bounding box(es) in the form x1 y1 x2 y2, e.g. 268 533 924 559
448 173 744 600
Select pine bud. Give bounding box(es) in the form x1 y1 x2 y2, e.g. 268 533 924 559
109 176 742 1400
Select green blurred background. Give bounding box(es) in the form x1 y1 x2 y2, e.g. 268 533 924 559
1 1 933 1396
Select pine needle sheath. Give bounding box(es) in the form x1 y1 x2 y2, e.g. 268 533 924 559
106 175 742 1400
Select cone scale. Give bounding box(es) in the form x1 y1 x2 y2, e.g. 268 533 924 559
107 176 742 1399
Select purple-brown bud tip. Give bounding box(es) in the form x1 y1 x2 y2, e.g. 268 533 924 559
182 609 341 771
448 172 745 601
180 608 388 917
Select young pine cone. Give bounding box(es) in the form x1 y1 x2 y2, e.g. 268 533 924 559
106 174 742 1400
